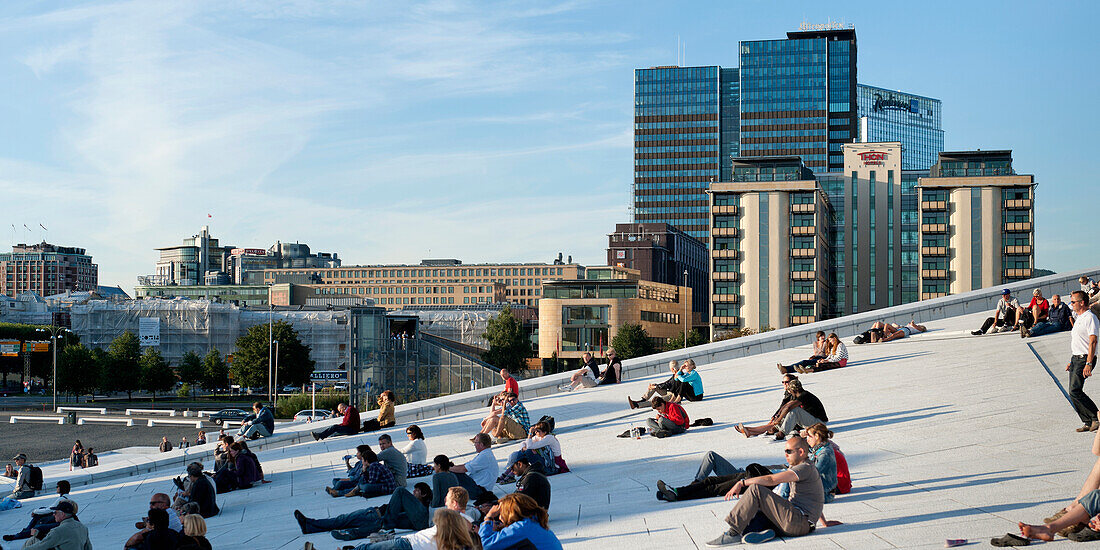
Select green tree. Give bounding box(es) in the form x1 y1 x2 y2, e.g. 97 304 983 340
610 323 656 360
201 348 230 391
57 344 100 398
139 347 175 403
481 307 531 372
665 328 709 351
107 331 142 400
89 347 111 398
231 321 314 389
177 351 203 398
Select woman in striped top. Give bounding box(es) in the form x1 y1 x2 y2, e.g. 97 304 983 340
797 333 848 373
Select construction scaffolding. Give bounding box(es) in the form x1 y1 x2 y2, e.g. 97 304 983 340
410 309 498 350
69 299 350 370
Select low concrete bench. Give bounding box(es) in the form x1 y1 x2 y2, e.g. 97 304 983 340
57 406 108 414
146 419 204 428
78 417 134 426
10 415 65 424
221 420 244 428
126 409 177 417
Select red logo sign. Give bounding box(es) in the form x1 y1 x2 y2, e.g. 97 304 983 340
857 151 888 166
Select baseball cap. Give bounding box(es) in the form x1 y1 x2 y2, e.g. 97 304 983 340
49 501 77 515
1002 289 1011 295
473 492 499 507
12 453 26 461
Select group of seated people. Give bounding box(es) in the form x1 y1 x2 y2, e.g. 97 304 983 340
559 349 622 391
778 331 849 374
124 491 214 549
737 374 828 441
212 435 268 493
314 393 399 442
297 429 563 549
973 287 1076 339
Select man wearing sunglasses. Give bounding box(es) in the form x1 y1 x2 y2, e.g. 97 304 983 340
1067 291 1100 433
705 435 824 546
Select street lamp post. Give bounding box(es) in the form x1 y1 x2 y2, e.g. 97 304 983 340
37 327 64 412
268 298 273 404
683 269 689 348
272 340 279 406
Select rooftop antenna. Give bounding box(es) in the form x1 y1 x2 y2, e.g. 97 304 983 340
676 34 680 66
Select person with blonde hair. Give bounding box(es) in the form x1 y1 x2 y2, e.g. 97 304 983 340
628 359 703 408
180 514 212 550
795 334 848 373
479 493 562 550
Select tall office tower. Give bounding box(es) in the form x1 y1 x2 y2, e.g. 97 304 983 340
917 151 1035 297
633 66 739 240
707 157 834 334
857 84 944 171
739 28 857 173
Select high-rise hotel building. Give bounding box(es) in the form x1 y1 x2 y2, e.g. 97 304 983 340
707 145 1036 334
917 151 1035 297
857 84 944 171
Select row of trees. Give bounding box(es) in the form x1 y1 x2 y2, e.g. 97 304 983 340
3 319 315 402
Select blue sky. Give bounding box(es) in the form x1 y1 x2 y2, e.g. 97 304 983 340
1 0 1096 290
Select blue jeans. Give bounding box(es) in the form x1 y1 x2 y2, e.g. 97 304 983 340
382 487 429 531
12 490 34 500
299 508 381 534
695 451 743 482
354 538 413 550
238 424 272 438
357 481 392 498
333 477 359 496
1028 321 1067 337
506 450 551 474
8 514 57 541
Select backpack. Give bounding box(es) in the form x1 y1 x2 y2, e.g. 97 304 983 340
28 465 43 492
833 445 851 495
537 415 555 434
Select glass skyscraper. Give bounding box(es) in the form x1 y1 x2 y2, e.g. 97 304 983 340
633 66 739 240
857 84 944 171
739 29 857 173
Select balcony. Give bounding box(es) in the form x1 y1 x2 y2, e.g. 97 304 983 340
712 249 740 259
1004 221 1031 232
791 248 816 258
712 294 740 304
1004 198 1032 209
921 200 948 211
1005 268 1033 279
921 223 948 233
712 226 739 237
712 271 740 281
712 316 741 327
921 246 948 256
1004 245 1032 255
921 269 949 279
921 292 948 300
791 271 815 280
712 205 740 215
791 226 815 236
791 203 815 213
790 293 816 302
790 315 817 325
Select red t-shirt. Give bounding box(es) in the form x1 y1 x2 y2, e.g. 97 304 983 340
662 402 690 429
1027 297 1050 315
504 376 519 397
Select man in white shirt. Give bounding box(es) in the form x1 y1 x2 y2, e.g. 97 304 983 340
450 433 498 498
400 487 475 550
1068 290 1100 433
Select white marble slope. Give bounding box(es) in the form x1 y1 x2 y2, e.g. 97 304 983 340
0 310 1092 549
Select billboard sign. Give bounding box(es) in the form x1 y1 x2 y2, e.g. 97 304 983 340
309 370 348 382
0 341 19 356
139 317 161 346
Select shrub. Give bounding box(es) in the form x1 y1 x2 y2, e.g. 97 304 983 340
274 391 349 418
177 383 191 398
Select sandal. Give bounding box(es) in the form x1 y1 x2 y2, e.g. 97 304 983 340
990 533 1029 547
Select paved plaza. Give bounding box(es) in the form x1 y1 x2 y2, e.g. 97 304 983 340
0 309 1092 548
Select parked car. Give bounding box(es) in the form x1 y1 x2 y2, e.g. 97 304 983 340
209 408 250 426
293 409 333 422
332 383 348 392
282 385 299 393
